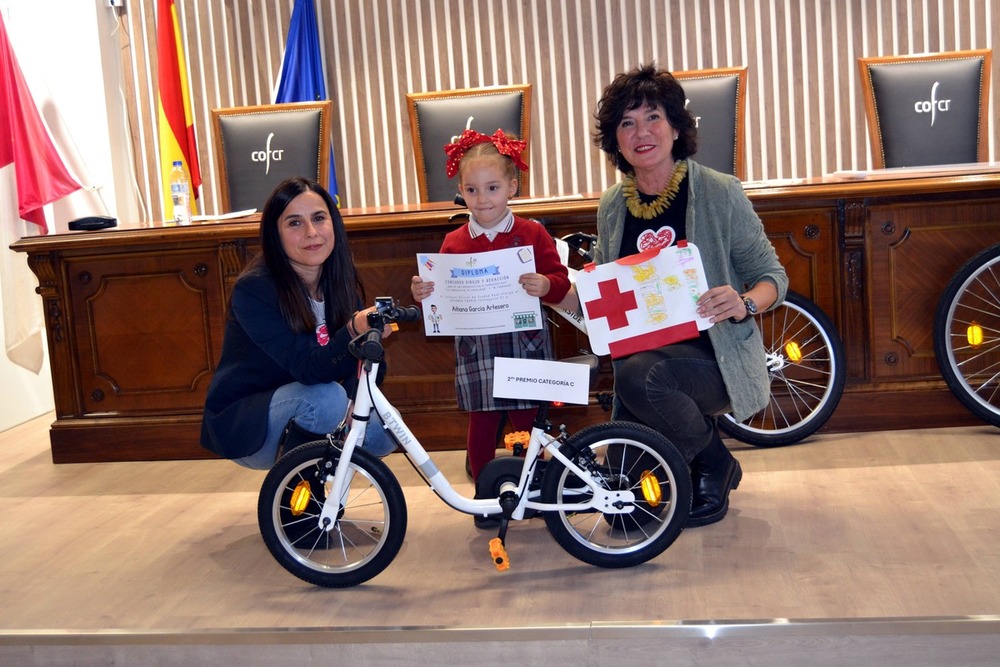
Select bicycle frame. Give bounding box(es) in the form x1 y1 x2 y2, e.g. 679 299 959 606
317 357 637 531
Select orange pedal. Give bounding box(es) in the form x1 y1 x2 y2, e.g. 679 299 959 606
503 431 530 451
488 537 510 571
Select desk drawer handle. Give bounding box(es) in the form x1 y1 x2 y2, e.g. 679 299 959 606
194 263 208 277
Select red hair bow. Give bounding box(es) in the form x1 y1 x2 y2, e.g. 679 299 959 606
444 128 529 179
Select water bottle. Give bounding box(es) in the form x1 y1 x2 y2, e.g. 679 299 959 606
169 160 191 225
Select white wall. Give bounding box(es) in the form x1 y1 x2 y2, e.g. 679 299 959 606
0 0 129 431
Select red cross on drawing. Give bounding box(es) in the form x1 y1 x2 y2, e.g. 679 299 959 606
584 279 638 330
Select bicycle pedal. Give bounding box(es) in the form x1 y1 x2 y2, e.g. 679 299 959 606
489 537 510 571
503 431 530 451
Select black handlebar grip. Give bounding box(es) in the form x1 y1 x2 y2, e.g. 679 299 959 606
394 305 422 322
359 328 384 361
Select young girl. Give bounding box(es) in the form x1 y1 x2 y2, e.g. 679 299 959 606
410 129 571 500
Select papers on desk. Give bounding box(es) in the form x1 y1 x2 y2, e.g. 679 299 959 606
191 209 257 222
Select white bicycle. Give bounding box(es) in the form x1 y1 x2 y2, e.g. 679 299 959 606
257 298 691 587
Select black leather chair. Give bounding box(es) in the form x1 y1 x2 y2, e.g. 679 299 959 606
406 85 531 203
857 49 992 169
674 67 748 180
210 101 333 212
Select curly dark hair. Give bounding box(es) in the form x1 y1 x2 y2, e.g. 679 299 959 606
248 177 364 333
593 63 698 175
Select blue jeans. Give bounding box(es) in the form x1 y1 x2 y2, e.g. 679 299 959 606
613 341 731 463
234 381 396 469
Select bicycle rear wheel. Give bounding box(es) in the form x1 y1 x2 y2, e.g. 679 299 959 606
933 244 1000 427
258 441 407 588
541 422 690 569
720 291 845 446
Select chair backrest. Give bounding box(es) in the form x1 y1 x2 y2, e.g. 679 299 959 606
857 49 992 169
210 101 333 212
406 84 532 203
673 67 748 180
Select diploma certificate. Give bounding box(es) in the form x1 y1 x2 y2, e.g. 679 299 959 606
416 246 542 336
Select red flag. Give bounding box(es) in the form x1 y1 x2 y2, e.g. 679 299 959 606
0 13 81 234
157 0 201 218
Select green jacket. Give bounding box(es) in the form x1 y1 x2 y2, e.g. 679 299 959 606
594 160 788 421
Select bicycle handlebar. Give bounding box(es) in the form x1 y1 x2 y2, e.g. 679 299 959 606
349 298 422 362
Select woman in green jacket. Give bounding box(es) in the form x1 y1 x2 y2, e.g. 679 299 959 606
561 63 788 527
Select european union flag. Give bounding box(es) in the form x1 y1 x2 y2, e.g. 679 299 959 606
275 0 338 204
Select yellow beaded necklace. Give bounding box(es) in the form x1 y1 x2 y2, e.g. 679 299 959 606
622 160 688 220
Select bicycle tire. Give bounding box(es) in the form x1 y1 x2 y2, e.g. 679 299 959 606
541 422 690 569
719 291 846 447
258 441 407 588
933 243 1000 427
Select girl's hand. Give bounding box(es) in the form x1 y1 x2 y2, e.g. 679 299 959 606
518 272 550 298
411 276 434 302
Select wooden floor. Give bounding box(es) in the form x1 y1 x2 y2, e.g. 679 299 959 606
2 412 1000 666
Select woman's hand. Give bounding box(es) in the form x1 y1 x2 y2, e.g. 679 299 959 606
410 276 434 303
697 285 743 323
351 307 393 339
519 272 551 298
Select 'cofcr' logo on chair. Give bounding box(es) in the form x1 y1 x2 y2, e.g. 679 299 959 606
913 82 951 126
250 133 285 174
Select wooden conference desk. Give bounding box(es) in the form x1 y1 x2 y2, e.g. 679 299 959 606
12 164 1000 463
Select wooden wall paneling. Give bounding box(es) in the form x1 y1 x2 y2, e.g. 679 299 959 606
66 249 222 415
15 169 1000 462
115 1 1000 224
866 195 1000 382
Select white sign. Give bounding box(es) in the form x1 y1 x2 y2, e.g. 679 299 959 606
416 246 543 336
575 242 712 358
493 357 590 405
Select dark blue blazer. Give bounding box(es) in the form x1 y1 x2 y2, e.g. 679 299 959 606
200 266 359 459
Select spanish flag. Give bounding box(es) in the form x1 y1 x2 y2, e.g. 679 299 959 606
156 0 201 218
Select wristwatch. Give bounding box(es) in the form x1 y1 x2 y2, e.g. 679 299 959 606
730 295 758 323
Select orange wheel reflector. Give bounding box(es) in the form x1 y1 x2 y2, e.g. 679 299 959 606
784 340 803 363
639 470 662 508
967 321 984 349
290 480 312 516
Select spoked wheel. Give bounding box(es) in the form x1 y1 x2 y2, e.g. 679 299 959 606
933 244 1000 427
541 422 690 569
257 441 407 588
720 291 846 447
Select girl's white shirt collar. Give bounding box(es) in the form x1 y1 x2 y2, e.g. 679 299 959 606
467 208 514 241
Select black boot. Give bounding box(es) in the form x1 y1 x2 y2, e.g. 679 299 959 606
687 427 742 527
276 418 328 460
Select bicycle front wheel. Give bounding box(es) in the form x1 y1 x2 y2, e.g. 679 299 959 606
541 422 690 569
257 441 407 588
934 244 1000 427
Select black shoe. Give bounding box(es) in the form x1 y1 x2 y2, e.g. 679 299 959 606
687 456 742 527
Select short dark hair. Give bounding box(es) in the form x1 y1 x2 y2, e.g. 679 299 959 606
593 63 698 174
251 177 363 332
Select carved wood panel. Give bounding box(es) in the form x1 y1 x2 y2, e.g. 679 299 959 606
66 249 225 414
867 197 1000 380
